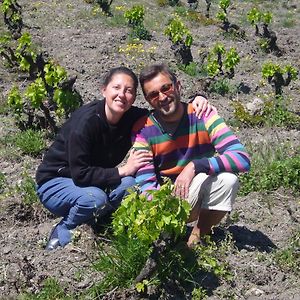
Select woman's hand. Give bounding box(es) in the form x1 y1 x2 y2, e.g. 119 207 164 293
192 95 217 119
118 149 152 177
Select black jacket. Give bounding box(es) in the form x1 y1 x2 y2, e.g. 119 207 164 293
36 99 148 188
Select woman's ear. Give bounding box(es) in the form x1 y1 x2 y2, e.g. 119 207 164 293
101 87 106 97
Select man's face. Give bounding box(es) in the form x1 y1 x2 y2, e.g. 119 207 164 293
143 72 181 120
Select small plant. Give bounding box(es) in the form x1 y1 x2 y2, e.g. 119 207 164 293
124 5 151 40
92 181 191 295
0 32 38 76
0 172 6 194
7 60 82 133
209 78 231 95
193 235 233 281
216 0 245 37
112 181 191 244
178 62 201 77
274 231 300 275
247 8 281 55
1 0 23 38
261 62 298 96
124 5 144 27
20 277 72 300
192 286 207 300
206 43 240 79
164 15 193 65
16 169 40 205
239 147 300 195
232 98 300 129
14 129 46 156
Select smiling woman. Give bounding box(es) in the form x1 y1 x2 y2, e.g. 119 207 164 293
102 72 137 124
35 66 152 250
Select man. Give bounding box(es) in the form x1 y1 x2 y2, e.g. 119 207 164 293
132 64 250 247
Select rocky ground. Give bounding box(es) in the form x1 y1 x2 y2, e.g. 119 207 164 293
0 0 299 299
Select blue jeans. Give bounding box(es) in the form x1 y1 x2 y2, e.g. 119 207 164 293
37 176 136 246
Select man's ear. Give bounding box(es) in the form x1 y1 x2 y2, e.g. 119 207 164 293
175 80 182 92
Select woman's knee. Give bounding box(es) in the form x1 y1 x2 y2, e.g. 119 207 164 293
79 187 108 210
120 176 136 189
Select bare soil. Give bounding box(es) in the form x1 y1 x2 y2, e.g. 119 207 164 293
0 0 299 299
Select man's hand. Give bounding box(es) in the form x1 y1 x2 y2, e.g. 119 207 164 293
174 162 195 199
118 149 152 177
192 95 217 119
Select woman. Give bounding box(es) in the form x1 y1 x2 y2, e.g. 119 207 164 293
36 66 212 250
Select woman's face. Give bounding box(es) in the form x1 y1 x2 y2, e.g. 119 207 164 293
102 73 136 118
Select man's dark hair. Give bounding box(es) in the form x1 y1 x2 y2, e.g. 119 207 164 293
139 64 177 94
101 66 138 90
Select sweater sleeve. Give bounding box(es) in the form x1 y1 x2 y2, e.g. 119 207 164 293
68 126 120 188
193 111 251 175
131 118 160 193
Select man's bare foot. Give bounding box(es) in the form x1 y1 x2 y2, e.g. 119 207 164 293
187 229 201 248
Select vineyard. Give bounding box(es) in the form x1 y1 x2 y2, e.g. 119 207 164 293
0 0 299 299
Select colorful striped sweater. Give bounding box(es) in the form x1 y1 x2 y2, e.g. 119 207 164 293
132 102 251 192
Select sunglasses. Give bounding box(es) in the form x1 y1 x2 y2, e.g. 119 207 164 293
145 83 175 102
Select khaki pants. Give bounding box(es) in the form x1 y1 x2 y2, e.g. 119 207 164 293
187 172 239 222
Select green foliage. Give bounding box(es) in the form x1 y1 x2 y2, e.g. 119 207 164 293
239 148 300 195
209 78 231 95
91 235 152 295
192 287 207 300
124 5 145 27
112 181 191 245
44 61 67 87
232 99 300 129
274 231 300 275
124 5 151 40
1 0 23 37
7 85 23 114
178 62 202 77
15 32 37 72
216 0 230 23
247 7 260 26
224 48 240 71
24 78 47 108
0 172 6 194
19 278 72 300
16 169 40 205
14 129 46 156
206 43 240 78
0 32 37 71
53 88 82 117
262 62 298 96
164 16 193 47
129 24 151 41
193 235 233 281
7 60 81 132
247 7 272 26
